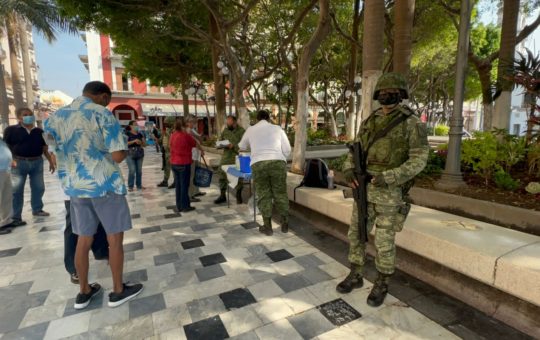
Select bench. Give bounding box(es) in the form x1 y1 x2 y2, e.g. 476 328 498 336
286 172 540 308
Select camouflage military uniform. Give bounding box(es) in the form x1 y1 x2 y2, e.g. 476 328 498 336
251 160 289 220
217 126 245 191
344 105 429 275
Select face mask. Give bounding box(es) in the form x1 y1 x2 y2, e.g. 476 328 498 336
378 92 401 106
227 126 234 131
22 116 35 125
133 126 139 132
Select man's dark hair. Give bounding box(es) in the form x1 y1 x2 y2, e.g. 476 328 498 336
226 115 237 122
15 107 33 118
83 81 112 96
256 110 270 121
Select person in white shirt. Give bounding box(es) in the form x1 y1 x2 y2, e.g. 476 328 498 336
238 110 292 235
187 116 206 201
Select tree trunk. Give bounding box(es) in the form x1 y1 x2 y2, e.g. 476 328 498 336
209 13 226 135
393 0 415 75
329 110 338 137
233 73 249 129
18 18 34 108
181 77 190 117
476 62 494 131
0 61 10 131
291 0 332 174
6 17 24 110
359 0 385 122
346 0 362 140
493 0 520 131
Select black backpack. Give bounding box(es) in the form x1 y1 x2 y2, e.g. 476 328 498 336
294 158 332 201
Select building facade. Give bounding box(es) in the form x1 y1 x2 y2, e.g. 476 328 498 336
0 22 40 125
80 31 214 128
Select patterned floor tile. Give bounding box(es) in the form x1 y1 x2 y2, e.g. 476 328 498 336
199 253 227 267
124 241 144 252
187 295 227 322
273 273 312 293
266 249 294 262
129 293 167 319
1 321 50 340
195 264 226 282
183 315 229 340
219 288 257 310
181 239 205 250
39 226 62 232
124 269 149 283
288 308 335 339
141 226 162 234
154 252 180 266
294 254 325 268
0 247 22 258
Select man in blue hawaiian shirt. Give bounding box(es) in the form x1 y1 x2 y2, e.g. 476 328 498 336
44 81 143 310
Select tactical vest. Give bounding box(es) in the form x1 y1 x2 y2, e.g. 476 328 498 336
360 106 414 174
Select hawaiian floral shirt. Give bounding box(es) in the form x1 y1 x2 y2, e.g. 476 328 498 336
44 96 127 198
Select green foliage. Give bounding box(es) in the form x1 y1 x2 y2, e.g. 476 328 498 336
420 149 446 177
495 131 527 172
327 153 348 172
527 143 540 177
493 170 520 191
434 125 449 136
461 131 501 185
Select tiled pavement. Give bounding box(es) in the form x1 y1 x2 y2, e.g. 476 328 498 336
0 151 528 339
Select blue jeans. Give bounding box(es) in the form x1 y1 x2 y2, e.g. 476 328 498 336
172 164 191 210
126 156 144 189
11 158 45 220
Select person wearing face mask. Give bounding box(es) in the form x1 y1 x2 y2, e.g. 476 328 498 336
125 120 146 192
3 107 56 226
214 115 245 204
336 73 429 307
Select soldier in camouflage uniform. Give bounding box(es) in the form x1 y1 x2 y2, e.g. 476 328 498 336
336 73 429 307
238 110 292 235
157 116 177 188
214 116 245 204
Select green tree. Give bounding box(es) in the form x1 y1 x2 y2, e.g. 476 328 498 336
0 0 76 130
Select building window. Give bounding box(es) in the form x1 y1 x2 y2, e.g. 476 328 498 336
513 124 521 136
114 67 129 91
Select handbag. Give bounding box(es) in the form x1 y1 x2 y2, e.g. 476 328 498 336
128 146 144 159
194 156 213 187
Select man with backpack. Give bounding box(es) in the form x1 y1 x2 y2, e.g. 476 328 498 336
238 110 291 235
336 73 429 307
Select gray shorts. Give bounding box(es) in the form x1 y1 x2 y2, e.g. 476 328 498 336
70 193 132 236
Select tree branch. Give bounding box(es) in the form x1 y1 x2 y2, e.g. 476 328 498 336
224 0 262 30
329 10 362 48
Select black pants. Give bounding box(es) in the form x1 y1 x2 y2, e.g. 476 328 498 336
64 200 109 275
172 164 191 210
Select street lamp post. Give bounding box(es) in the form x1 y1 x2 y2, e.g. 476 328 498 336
185 79 207 118
216 57 233 116
267 73 290 127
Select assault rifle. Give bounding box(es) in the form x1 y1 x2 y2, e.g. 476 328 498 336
349 142 370 243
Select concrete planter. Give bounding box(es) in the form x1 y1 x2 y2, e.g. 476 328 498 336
409 187 540 235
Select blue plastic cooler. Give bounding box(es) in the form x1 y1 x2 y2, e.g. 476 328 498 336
239 154 251 173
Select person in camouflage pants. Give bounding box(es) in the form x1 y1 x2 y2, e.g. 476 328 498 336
214 116 245 204
336 73 429 307
239 110 292 236
157 116 177 188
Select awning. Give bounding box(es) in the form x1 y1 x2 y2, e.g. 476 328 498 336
142 103 215 117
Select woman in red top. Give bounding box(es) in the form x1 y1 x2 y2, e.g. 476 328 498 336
170 118 203 213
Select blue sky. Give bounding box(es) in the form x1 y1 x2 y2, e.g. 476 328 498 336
33 30 88 98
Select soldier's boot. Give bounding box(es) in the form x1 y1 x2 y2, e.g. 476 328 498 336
214 190 227 204
367 272 391 307
280 216 289 233
236 189 243 204
259 217 273 236
157 181 168 187
336 264 363 294
168 182 175 189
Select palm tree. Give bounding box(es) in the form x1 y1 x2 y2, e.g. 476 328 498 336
359 0 385 122
493 0 520 131
393 0 415 76
0 0 77 130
